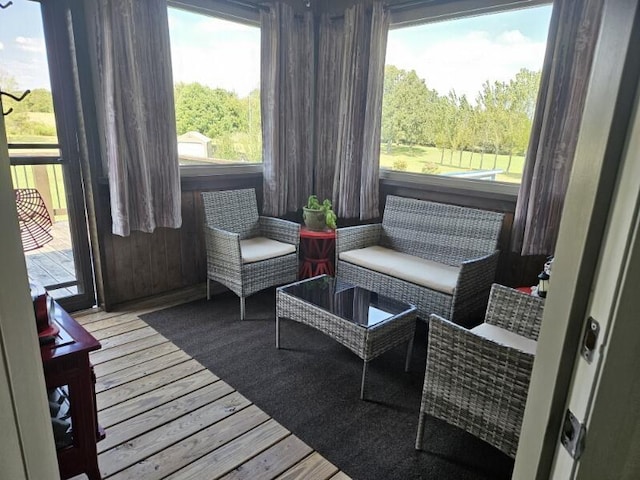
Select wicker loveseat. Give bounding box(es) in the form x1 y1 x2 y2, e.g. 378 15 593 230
336 196 504 326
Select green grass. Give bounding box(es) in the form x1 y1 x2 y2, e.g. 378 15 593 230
7 134 58 144
10 164 68 220
379 144 525 183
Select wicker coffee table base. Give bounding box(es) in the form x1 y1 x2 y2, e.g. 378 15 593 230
276 288 417 400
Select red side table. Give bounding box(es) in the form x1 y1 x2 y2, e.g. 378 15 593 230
299 227 336 278
516 286 535 295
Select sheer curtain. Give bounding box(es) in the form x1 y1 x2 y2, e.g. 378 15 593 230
511 0 604 255
86 0 181 237
261 3 314 216
332 2 389 220
314 14 344 204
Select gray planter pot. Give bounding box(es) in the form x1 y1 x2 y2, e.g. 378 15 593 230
302 207 326 231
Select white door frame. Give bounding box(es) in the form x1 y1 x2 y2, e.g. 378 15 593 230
514 0 640 478
0 96 60 477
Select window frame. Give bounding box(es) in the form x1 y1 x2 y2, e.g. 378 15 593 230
167 0 263 178
382 0 554 197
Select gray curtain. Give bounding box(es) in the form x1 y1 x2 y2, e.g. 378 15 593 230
314 14 344 203
261 3 314 216
332 2 389 220
511 0 604 255
86 0 181 237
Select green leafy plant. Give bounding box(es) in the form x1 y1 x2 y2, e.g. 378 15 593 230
305 195 337 230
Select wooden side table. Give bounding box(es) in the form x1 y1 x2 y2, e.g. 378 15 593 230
299 227 336 278
41 301 104 480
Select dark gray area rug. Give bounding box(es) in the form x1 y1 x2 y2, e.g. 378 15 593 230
141 289 513 480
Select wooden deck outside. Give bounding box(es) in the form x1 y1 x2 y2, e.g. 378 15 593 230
25 220 78 298
70 295 350 480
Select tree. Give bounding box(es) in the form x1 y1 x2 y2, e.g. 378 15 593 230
174 82 246 139
381 65 403 151
0 70 19 93
476 80 511 167
381 66 439 151
509 68 541 120
432 94 457 163
20 89 54 113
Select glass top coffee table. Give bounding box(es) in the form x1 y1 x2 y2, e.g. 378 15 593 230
276 275 417 400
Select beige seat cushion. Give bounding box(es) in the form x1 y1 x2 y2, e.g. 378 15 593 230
240 237 296 264
339 245 459 294
471 323 537 355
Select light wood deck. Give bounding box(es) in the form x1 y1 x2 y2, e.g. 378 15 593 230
25 220 77 298
70 296 349 480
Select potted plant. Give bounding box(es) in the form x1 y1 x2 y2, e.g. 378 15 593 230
302 195 337 231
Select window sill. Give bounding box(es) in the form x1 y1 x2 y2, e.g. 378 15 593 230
179 163 263 191
379 169 520 209
180 163 263 177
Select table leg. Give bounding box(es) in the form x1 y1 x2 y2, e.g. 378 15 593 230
360 360 369 400
405 335 414 372
276 316 280 349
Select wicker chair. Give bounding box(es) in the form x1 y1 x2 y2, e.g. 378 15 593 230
336 196 504 326
201 189 300 320
415 284 545 458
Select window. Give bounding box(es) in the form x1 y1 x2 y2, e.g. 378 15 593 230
1 1 59 158
167 7 261 166
1 0 89 303
381 4 553 184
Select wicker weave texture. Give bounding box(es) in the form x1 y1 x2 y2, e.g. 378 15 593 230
336 197 504 325
202 189 261 239
335 223 382 255
276 287 416 361
417 284 544 458
381 196 504 266
337 261 454 321
485 284 545 340
201 189 300 301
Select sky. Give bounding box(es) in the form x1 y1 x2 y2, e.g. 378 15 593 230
0 1 552 100
387 5 553 101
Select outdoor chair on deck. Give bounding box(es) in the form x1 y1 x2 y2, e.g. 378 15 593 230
415 284 545 458
202 189 300 320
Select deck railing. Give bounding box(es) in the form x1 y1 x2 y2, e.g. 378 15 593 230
9 143 67 222
10 164 68 221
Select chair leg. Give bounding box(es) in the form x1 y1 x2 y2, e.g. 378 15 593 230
360 360 369 400
206 278 210 300
240 296 245 320
405 335 414 372
415 411 426 450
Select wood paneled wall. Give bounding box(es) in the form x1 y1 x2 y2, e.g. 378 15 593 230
98 174 262 309
98 174 544 309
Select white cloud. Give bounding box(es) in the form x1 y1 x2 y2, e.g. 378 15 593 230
0 58 51 90
0 42 4 50
171 41 260 97
195 17 255 34
497 30 527 44
15 36 46 53
386 29 547 102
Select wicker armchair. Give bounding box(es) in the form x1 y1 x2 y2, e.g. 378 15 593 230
415 284 545 458
201 189 300 320
336 196 504 326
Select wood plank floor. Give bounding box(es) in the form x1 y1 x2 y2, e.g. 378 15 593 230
25 220 77 298
69 298 349 480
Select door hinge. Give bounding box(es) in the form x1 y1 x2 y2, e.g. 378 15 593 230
561 409 587 460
